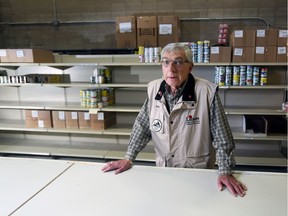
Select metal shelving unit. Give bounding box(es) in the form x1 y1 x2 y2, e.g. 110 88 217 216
0 60 287 167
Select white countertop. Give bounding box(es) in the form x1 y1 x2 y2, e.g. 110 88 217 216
1 157 287 216
0 157 73 216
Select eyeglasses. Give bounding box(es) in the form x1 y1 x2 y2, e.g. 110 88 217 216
160 59 190 67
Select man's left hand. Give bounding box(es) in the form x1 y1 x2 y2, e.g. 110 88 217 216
217 175 247 197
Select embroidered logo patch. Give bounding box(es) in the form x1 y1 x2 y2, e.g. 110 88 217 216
186 115 193 124
152 119 162 132
185 115 200 125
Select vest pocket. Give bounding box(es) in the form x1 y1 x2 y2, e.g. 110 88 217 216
184 154 210 169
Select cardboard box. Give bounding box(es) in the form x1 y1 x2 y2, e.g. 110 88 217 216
230 30 256 47
116 16 137 49
157 15 180 48
232 47 255 62
90 112 116 130
255 29 278 46
78 112 91 129
25 110 52 128
276 46 288 62
137 16 158 47
278 30 288 46
65 111 79 129
0 49 54 63
52 111 66 128
210 46 232 62
254 46 277 62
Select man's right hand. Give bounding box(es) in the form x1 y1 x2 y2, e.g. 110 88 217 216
101 159 133 174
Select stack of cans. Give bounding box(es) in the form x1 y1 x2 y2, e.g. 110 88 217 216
214 66 225 86
232 66 240 86
246 66 253 86
80 88 115 108
239 66 246 86
203 40 210 63
189 41 210 63
252 67 260 86
140 47 161 63
225 66 232 86
215 66 232 86
0 74 65 84
197 41 204 63
90 68 112 84
214 66 268 86
260 68 268 86
0 75 27 84
139 46 144 63
190 42 198 63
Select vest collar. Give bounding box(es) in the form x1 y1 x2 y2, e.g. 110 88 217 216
154 73 196 102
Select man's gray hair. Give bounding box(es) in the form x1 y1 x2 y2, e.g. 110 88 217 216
161 43 192 62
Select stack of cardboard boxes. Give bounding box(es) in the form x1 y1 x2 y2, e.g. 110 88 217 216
211 29 287 63
230 29 256 62
25 110 53 128
230 29 287 63
116 15 180 49
25 110 116 131
0 49 54 63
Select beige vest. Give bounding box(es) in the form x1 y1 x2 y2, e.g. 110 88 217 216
148 75 217 169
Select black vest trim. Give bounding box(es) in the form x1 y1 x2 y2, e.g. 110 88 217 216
154 74 196 102
182 74 196 102
154 80 167 100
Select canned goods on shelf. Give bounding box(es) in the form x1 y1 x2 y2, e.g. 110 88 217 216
233 66 240 86
104 69 112 83
214 67 219 84
225 66 232 86
154 47 161 63
246 66 253 86
253 66 260 86
144 48 149 63
101 89 108 97
90 89 97 98
148 47 154 63
99 75 105 84
218 66 226 86
138 46 144 55
239 66 246 86
260 68 268 85
80 88 114 108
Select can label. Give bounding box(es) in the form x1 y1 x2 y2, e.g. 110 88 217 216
260 68 268 86
246 66 253 86
239 66 246 86
218 66 226 86
252 67 260 86
233 66 240 86
225 66 232 86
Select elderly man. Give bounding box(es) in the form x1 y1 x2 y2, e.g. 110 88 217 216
102 43 247 197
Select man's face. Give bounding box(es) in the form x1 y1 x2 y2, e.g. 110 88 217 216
161 49 193 91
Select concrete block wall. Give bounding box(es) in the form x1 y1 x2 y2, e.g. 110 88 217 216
0 0 287 50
